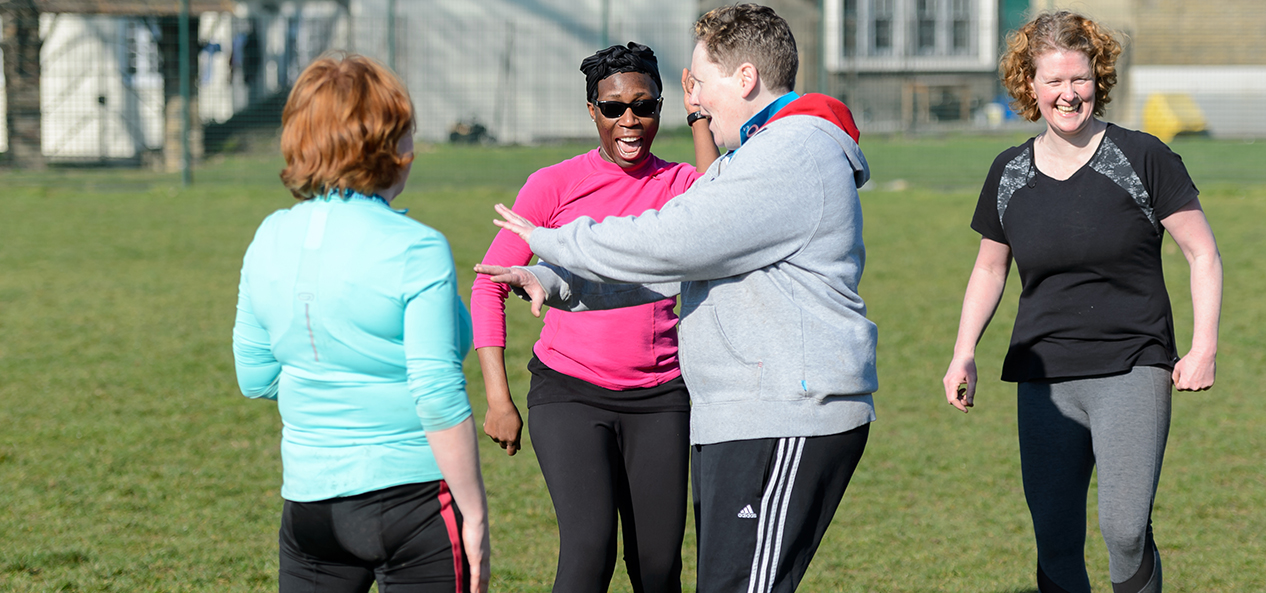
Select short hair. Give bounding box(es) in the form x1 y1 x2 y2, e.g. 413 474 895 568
580 42 663 103
694 3 798 93
279 53 415 200
1000 11 1122 122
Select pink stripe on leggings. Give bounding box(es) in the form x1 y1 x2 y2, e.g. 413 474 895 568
437 480 465 593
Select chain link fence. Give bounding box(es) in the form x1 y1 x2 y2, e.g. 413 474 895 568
2 1 1265 173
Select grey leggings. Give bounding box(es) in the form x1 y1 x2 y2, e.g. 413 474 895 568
1018 366 1171 593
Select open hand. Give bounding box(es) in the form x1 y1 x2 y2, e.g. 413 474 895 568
493 203 537 245
473 264 547 318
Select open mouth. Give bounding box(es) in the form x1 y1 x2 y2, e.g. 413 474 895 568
615 137 644 160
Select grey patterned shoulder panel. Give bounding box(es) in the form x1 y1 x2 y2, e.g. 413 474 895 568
996 149 1034 231
1089 137 1158 233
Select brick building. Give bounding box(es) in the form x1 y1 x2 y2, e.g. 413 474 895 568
1044 0 1266 138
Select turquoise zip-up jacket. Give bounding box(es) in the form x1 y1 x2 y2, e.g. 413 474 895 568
233 192 473 502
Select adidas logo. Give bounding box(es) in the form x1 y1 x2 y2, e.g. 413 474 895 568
737 504 758 519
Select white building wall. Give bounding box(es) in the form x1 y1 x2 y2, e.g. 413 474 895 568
198 11 236 124
38 14 165 159
349 0 697 144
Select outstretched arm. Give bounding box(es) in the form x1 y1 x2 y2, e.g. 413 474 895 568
474 261 679 314
502 131 865 287
1161 199 1221 391
942 238 1012 412
480 203 681 311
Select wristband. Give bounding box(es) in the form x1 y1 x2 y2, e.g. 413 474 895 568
687 111 709 126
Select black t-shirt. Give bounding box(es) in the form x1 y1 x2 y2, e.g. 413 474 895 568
971 124 1199 382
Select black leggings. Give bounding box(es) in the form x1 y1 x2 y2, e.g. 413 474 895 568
279 481 467 593
529 401 691 593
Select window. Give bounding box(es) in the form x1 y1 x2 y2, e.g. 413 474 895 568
916 0 937 54
951 0 972 54
871 0 893 55
842 0 858 57
125 19 161 89
837 0 979 62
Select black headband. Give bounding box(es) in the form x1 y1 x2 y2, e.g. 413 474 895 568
580 42 662 103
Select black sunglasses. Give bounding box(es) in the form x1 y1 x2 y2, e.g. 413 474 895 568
593 98 662 119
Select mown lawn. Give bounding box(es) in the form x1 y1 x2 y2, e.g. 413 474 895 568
1 132 1262 592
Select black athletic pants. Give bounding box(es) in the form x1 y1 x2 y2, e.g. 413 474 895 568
692 424 870 593
529 401 691 593
279 481 467 593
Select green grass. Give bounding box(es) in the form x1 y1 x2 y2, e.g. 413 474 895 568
1 132 1264 592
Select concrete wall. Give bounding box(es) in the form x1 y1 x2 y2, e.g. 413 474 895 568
350 0 697 144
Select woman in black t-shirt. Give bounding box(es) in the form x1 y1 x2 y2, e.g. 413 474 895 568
942 12 1221 593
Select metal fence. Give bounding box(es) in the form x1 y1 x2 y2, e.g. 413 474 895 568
3 1 1265 174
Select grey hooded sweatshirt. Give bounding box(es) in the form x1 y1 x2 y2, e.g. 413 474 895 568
524 93 877 445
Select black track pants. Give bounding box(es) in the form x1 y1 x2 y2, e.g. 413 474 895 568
692 424 870 593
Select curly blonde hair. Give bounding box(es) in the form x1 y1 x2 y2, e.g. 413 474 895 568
280 53 415 200
1000 11 1122 122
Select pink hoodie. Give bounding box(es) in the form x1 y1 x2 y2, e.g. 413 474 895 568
471 149 700 390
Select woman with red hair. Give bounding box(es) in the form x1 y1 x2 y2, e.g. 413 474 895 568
943 12 1220 593
233 53 489 593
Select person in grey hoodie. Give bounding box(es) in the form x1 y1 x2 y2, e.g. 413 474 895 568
476 5 874 592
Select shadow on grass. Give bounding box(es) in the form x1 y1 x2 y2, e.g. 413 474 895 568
2 549 91 576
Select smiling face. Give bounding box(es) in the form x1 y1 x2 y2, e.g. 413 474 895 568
1030 49 1098 140
588 71 660 169
688 41 749 149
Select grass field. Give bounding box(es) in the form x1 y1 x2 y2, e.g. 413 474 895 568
1 132 1263 592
